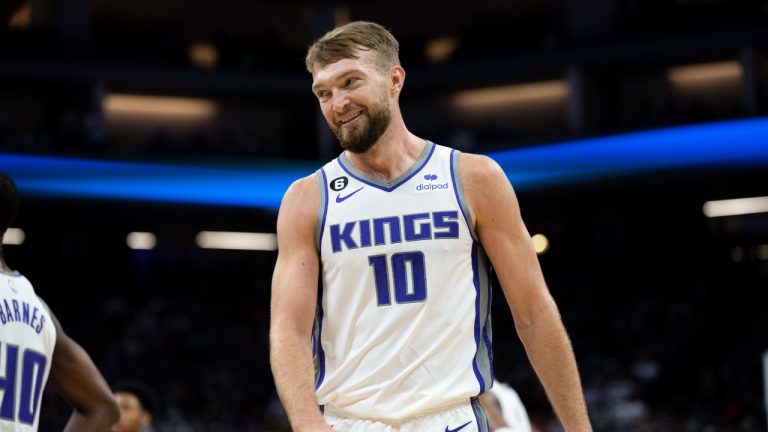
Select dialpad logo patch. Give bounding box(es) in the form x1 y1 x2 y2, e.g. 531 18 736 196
415 173 449 193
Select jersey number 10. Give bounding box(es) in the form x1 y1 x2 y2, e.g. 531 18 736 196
369 252 427 306
0 343 47 425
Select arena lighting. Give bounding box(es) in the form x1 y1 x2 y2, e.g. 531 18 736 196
531 234 549 255
2 154 313 209
667 60 741 86
196 231 277 251
188 43 219 69
3 117 768 209
425 36 460 63
126 232 157 250
487 117 768 189
2 228 25 246
453 80 567 110
8 3 32 29
105 94 217 119
702 196 768 218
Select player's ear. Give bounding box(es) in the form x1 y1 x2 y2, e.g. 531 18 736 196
390 65 405 94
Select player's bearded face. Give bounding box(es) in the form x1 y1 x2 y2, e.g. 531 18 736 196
330 90 391 154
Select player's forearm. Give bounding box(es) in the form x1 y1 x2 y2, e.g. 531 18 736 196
270 327 327 430
516 302 591 431
63 403 119 432
63 415 114 432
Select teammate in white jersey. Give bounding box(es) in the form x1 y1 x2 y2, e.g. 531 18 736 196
0 173 119 431
270 21 591 432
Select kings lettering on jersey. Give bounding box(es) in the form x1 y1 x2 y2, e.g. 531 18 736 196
329 211 460 253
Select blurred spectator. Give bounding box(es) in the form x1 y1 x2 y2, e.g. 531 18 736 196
112 380 158 432
480 380 535 432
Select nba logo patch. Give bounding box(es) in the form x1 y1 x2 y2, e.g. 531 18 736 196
7 279 17 293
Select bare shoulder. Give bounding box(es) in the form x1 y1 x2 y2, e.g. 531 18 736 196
457 152 511 193
457 153 517 223
458 152 504 178
278 173 320 222
280 173 320 208
276 173 322 249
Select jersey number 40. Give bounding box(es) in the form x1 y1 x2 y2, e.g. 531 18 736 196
0 343 47 425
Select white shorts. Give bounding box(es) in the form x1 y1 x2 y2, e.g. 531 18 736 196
323 398 490 432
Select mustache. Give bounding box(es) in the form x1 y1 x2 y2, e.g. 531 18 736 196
334 107 363 122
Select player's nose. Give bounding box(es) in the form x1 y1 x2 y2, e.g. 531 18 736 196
332 93 351 114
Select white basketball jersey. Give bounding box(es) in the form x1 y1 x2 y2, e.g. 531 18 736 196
314 142 493 420
0 273 56 431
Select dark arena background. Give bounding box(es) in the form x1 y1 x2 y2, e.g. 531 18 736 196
2 1 768 430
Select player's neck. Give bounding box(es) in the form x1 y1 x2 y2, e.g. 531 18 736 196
0 251 11 275
345 123 425 182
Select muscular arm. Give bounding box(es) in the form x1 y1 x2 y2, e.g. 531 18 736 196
269 175 333 432
461 154 591 431
47 310 119 432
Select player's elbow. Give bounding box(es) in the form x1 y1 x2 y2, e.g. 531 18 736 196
269 325 307 356
270 313 313 343
269 322 293 352
103 398 121 426
78 395 120 428
511 291 560 333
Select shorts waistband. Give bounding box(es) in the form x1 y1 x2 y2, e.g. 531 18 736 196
324 397 478 423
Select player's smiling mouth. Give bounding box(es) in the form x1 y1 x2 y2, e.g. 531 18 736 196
339 111 363 126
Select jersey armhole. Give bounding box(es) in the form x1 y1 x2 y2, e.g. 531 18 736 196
450 150 479 241
316 169 329 251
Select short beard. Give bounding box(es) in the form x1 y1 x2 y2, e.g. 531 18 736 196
331 95 391 154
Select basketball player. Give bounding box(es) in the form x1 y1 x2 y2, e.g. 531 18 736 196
111 380 156 432
270 21 591 431
0 173 119 431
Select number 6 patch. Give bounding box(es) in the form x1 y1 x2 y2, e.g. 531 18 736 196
330 176 348 192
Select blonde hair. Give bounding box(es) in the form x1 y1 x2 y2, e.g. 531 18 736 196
305 21 400 73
